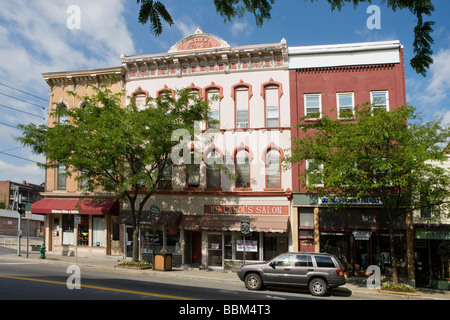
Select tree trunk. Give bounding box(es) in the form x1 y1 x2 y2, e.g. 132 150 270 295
387 209 399 284
132 227 140 262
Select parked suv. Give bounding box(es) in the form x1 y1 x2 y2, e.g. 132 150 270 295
237 252 346 296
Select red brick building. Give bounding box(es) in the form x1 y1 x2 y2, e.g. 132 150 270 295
288 41 411 277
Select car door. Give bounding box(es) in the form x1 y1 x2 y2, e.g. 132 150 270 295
291 254 314 286
262 254 293 285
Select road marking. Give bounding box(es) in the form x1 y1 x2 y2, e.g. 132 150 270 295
0 275 199 300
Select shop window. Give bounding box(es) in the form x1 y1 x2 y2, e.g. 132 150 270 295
92 216 105 247
299 208 314 227
77 215 89 246
235 149 250 189
236 233 259 261
319 208 345 229
264 234 288 260
347 208 376 229
62 214 74 245
141 226 163 253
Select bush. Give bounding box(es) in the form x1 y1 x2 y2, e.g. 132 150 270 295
381 281 415 292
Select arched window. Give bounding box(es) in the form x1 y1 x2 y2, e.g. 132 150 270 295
205 147 223 189
232 80 252 129
186 149 201 189
265 149 281 189
205 85 222 129
235 148 251 189
56 104 68 124
261 79 283 127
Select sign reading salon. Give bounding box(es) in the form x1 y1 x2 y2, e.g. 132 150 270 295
204 205 289 216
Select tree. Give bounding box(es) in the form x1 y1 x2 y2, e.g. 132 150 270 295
18 83 210 262
136 0 435 76
288 104 450 283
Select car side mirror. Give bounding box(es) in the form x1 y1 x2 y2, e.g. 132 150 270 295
269 261 276 269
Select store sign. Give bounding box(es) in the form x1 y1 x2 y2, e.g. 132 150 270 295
416 229 450 240
320 197 381 205
236 240 258 252
204 205 289 215
51 209 79 214
353 231 372 240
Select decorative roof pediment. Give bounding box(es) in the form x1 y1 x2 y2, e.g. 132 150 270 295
168 28 230 53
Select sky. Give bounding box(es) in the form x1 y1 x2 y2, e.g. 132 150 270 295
0 0 449 186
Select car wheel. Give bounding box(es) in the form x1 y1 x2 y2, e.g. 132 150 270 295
244 273 264 290
309 278 328 296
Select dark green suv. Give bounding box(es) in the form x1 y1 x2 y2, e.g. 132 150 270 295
237 252 346 296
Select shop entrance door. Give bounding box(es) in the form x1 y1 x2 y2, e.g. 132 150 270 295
125 226 134 259
191 231 202 264
207 233 223 268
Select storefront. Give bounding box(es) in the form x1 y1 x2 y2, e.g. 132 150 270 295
31 198 120 255
117 210 183 265
414 226 450 289
293 194 410 277
179 204 290 271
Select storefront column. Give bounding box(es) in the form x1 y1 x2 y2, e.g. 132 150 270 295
313 207 320 252
405 209 415 285
291 207 299 251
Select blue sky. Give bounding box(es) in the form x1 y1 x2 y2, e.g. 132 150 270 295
0 0 449 185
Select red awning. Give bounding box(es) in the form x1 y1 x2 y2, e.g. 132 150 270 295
31 198 119 216
179 215 289 233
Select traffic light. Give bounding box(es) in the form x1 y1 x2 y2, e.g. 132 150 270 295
18 203 25 216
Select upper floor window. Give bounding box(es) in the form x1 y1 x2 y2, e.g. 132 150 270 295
186 150 200 189
265 149 281 189
57 164 67 190
57 104 68 124
264 85 280 127
206 148 222 189
370 91 389 112
306 159 324 187
235 87 249 128
206 88 221 129
337 92 354 119
235 149 251 189
304 94 321 119
159 163 172 189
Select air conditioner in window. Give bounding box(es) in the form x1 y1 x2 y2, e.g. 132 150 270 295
237 122 249 128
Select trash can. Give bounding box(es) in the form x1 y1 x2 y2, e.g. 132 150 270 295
153 252 172 271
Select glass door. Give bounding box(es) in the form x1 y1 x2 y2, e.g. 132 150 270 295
207 233 223 268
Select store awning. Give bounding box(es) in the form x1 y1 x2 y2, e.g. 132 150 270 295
180 215 289 233
116 210 182 226
31 198 120 216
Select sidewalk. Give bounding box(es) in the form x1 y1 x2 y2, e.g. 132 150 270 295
1 248 449 300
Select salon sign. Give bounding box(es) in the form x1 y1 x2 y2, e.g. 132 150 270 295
204 205 289 216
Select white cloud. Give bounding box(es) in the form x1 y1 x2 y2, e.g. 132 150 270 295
231 21 250 37
423 48 450 104
0 0 134 185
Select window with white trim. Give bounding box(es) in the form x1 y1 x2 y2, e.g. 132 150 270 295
306 159 324 187
337 92 354 119
304 94 321 118
265 85 279 127
236 87 249 128
236 149 250 188
206 88 220 129
266 149 281 188
370 91 389 112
